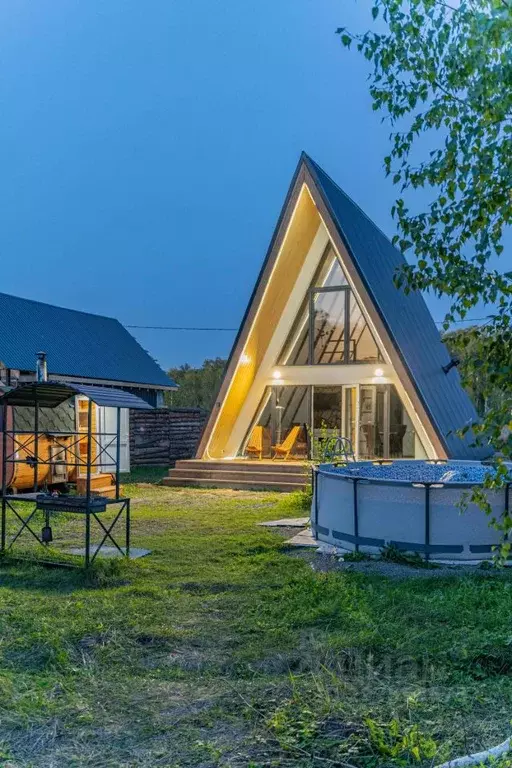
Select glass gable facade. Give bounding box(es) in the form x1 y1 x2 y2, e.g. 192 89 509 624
239 241 426 462
279 244 382 365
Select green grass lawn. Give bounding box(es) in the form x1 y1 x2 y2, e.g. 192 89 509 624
0 480 512 767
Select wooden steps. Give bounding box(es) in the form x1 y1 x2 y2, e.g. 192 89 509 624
76 473 117 499
163 459 311 492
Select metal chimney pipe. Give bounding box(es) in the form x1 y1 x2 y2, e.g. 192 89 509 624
36 352 47 382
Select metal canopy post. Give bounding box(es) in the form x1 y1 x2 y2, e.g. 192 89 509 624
1 406 7 553
33 389 39 492
115 407 121 500
85 398 93 568
125 499 130 558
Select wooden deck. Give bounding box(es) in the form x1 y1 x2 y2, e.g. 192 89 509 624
163 459 311 492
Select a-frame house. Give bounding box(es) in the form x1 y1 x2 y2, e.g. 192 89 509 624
165 153 489 491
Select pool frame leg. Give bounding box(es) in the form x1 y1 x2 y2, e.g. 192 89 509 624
504 483 510 554
353 479 359 553
424 483 431 563
312 467 318 541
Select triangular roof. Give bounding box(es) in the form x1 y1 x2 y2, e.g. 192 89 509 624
0 292 175 389
198 153 489 460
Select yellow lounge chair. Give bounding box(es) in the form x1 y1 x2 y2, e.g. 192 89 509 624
273 425 302 461
245 425 264 459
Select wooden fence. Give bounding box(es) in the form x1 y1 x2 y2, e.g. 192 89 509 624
129 407 208 467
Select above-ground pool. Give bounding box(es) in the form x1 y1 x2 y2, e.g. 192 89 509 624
311 460 511 562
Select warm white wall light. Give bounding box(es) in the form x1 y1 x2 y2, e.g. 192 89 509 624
374 367 384 378
272 370 282 380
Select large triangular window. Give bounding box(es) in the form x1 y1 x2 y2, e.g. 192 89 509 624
279 244 383 365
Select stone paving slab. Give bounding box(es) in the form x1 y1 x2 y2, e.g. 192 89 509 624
64 546 151 559
259 517 309 528
284 529 318 548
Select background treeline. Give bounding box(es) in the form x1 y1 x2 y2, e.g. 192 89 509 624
165 358 226 410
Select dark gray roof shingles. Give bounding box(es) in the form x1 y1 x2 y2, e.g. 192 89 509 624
303 153 489 460
0 292 175 389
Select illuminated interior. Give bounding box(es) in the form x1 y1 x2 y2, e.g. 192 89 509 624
242 382 424 460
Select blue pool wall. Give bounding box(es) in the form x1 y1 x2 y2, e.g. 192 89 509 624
311 461 510 561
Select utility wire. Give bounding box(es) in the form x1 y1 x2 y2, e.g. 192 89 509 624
434 317 490 325
127 317 491 331
125 325 238 331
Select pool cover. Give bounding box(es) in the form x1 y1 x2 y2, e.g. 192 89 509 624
320 460 507 485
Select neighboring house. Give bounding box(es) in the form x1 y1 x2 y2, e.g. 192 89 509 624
165 153 489 491
0 292 177 471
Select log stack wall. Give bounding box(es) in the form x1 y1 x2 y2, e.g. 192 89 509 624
129 408 208 467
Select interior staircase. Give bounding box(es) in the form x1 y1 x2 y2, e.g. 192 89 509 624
162 459 311 492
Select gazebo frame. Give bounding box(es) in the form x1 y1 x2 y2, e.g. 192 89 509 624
0 381 153 568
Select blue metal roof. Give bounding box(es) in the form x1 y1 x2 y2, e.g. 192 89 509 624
303 153 490 460
0 293 176 389
0 381 154 409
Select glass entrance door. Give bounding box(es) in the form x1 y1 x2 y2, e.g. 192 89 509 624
358 384 416 460
312 386 358 459
359 385 380 459
342 385 357 455
312 387 342 443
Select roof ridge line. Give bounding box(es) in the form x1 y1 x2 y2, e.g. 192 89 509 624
302 153 402 251
0 291 120 324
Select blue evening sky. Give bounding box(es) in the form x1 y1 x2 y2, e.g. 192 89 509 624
0 1 501 371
